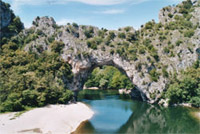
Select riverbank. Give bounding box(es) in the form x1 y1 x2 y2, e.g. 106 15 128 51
191 111 200 121
0 102 94 134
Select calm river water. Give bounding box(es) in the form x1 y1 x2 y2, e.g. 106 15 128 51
73 90 200 134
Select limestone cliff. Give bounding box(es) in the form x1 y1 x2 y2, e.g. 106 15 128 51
5 0 200 104
0 1 11 30
0 0 24 43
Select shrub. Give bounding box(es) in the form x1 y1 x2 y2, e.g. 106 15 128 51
129 55 138 61
98 30 105 38
22 90 39 106
84 27 94 38
124 26 132 32
176 40 182 46
128 46 137 54
1 93 24 112
110 49 114 55
168 13 173 18
163 47 170 54
149 68 159 82
93 37 103 45
108 31 116 40
118 32 126 39
59 90 73 103
143 39 151 46
149 47 159 61
126 32 136 42
165 63 200 106
12 17 24 33
162 67 169 78
50 41 65 53
145 21 154 29
190 97 200 107
87 40 97 50
139 47 145 54
184 30 194 37
72 22 79 28
48 35 55 43
24 34 38 44
36 29 44 36
159 35 166 42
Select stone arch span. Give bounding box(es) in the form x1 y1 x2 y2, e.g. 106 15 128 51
62 51 166 103
23 16 199 104
70 59 145 100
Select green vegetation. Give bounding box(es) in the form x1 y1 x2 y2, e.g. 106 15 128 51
84 27 94 38
0 41 73 112
165 61 200 107
85 66 135 90
149 68 160 82
0 1 24 46
162 67 169 78
66 1 198 81
0 0 199 112
178 0 193 15
78 89 119 100
118 32 126 39
184 29 195 37
50 41 65 53
72 22 79 28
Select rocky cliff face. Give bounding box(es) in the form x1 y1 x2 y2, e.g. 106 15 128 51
0 0 12 39
11 0 200 104
159 0 200 25
0 1 11 29
0 0 24 43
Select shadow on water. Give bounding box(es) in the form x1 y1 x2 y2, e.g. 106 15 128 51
73 90 200 134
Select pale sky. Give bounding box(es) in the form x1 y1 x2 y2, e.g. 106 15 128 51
5 0 184 29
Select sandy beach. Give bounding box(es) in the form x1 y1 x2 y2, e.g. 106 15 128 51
0 102 94 134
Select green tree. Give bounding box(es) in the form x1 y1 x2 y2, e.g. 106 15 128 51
50 41 65 53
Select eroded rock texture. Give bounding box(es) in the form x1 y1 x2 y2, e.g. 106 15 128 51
13 0 200 103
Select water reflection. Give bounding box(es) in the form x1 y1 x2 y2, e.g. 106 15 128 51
73 95 200 134
118 103 200 134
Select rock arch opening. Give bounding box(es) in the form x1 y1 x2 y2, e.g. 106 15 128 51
83 65 133 90
66 58 146 101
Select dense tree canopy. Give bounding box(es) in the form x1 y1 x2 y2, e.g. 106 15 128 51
85 66 135 90
0 42 73 112
165 61 200 107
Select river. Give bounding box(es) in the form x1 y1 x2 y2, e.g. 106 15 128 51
73 90 200 134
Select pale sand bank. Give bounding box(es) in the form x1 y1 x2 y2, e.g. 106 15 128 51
0 102 94 134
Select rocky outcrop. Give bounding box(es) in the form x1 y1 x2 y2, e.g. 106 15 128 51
0 1 12 29
17 0 200 103
32 16 56 36
159 5 178 25
159 0 200 25
0 0 12 39
0 0 24 42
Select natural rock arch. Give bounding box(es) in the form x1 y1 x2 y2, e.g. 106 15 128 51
21 15 200 104
23 16 168 103
1 0 200 104
62 51 166 103
22 0 200 103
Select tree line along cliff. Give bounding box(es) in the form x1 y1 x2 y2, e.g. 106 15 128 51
0 0 200 112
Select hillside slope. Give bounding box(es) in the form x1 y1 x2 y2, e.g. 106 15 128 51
0 0 200 111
